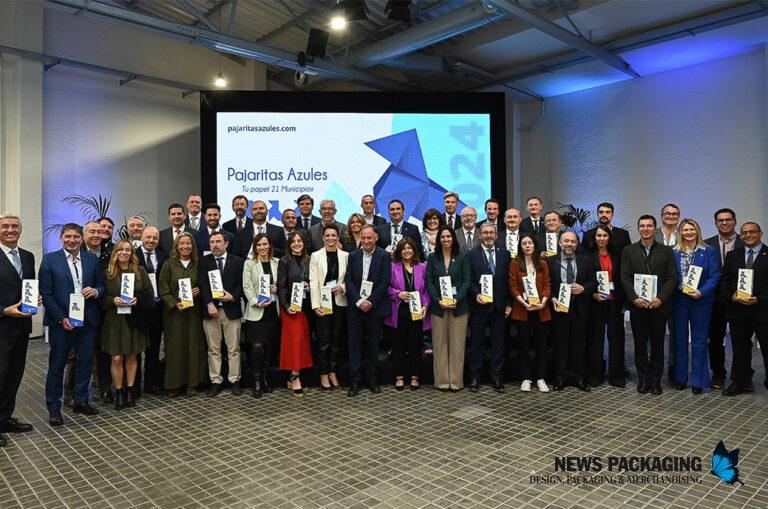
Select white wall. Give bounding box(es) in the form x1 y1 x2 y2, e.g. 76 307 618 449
517 47 768 238
40 8 267 250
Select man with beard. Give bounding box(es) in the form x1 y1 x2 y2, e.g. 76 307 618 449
582 202 631 253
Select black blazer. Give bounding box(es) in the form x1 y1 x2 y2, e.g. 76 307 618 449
620 241 678 314
590 250 624 305
520 216 546 236
158 225 194 256
235 222 285 259
296 215 321 230
705 234 744 303
376 222 422 257
345 247 392 318
0 247 35 337
195 227 237 255
368 215 387 227
222 216 253 235
467 244 511 315
547 253 597 319
276 254 310 311
184 215 202 233
721 244 768 321
582 226 631 254
137 246 168 277
197 253 244 320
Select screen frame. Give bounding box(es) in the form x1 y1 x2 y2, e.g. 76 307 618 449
200 91 507 213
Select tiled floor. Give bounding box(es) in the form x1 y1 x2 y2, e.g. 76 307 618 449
1 336 767 509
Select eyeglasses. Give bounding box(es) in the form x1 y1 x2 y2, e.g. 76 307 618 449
741 230 760 236
426 217 439 222
716 218 735 223
662 212 679 217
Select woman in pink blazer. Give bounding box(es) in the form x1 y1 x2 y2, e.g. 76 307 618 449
386 237 431 390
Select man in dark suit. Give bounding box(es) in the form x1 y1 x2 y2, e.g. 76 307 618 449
476 198 502 231
235 200 284 258
159 203 193 256
582 202 632 254
39 224 106 426
296 194 321 231
184 193 203 232
222 195 253 235
536 211 564 259
137 226 167 395
0 213 37 446
376 199 421 257
467 224 511 393
276 208 299 254
705 207 743 389
620 215 678 396
456 207 481 254
443 192 460 230
496 208 522 257
361 194 386 226
345 225 392 396
548 232 597 392
199 231 245 397
721 222 768 396
520 196 546 236
195 203 237 255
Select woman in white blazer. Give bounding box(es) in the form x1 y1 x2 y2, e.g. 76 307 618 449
310 223 348 390
242 233 280 398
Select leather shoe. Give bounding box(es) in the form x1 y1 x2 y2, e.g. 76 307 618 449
72 403 99 415
574 380 591 392
609 380 625 388
722 383 745 396
743 381 755 392
692 387 703 395
100 390 114 404
368 384 382 394
231 382 243 396
0 418 33 433
765 380 768 391
0 434 6 447
637 381 650 394
468 379 480 392
347 384 361 397
710 377 724 390
552 380 566 392
208 383 223 397
674 383 687 390
650 383 663 395
491 380 505 393
48 411 64 427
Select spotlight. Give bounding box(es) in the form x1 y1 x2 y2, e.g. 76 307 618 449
385 0 411 22
213 73 227 88
329 14 347 31
329 1 368 30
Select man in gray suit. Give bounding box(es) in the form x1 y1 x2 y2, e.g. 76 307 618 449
309 199 347 252
456 207 480 254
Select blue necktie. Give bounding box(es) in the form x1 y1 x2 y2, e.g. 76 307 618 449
9 249 22 277
487 248 495 275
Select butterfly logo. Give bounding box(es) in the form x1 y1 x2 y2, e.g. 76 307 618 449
711 441 744 485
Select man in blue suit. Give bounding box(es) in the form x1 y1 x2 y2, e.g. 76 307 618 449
39 224 106 426
345 225 391 396
376 199 423 259
195 203 237 255
468 224 512 393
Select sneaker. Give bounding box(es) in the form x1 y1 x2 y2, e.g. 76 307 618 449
520 380 532 392
536 379 549 393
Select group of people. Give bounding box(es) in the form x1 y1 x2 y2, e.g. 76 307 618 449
0 191 765 448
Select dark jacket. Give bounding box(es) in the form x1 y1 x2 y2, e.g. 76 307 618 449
721 244 768 321
222 216 253 235
520 216 545 236
276 254 310 311
0 246 35 337
376 222 423 258
197 253 244 321
547 253 597 319
345 246 392 318
705 233 744 304
158 225 194 256
236 222 285 258
582 226 631 254
467 244 511 315
620 241 678 314
590 249 624 305
426 251 471 318
195 227 237 256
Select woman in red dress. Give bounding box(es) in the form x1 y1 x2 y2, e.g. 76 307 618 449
277 231 313 397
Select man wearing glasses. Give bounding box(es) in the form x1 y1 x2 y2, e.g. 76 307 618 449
656 203 681 381
721 222 768 396
705 208 743 389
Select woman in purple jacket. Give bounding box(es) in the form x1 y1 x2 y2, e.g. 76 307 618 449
386 237 431 390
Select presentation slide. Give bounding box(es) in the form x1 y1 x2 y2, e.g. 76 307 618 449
216 112 491 224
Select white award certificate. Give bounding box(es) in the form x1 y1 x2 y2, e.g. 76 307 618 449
682 265 703 295
439 276 455 306
207 269 225 299
596 271 611 298
178 277 194 308
523 274 540 304
479 274 493 303
257 274 272 304
360 280 373 300
633 274 658 304
555 283 571 313
545 232 558 257
118 273 135 315
320 286 334 315
409 291 423 321
289 282 304 312
737 268 754 300
68 293 85 327
20 279 38 314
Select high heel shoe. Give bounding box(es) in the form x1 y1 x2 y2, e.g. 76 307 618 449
410 377 420 391
320 374 332 391
289 375 304 398
125 386 136 407
113 388 125 411
395 377 405 392
329 374 341 390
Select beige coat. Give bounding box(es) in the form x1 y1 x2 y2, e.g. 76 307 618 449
242 257 280 321
309 248 348 309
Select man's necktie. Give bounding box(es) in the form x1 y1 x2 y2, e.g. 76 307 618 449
303 218 309 230
566 257 575 284
258 226 264 235
174 228 181 240
720 240 726 267
448 215 454 229
533 219 539 232
746 249 754 269
237 219 243 231
394 224 400 235
9 249 22 277
466 231 472 246
487 248 495 275
216 256 225 273
191 217 198 230
145 251 155 273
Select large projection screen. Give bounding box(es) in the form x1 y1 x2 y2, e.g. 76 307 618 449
201 92 506 225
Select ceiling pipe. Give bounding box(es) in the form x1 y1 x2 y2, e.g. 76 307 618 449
41 0 420 91
352 1 506 70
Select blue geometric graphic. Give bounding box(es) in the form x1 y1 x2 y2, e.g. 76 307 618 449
366 129 466 221
711 440 745 486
